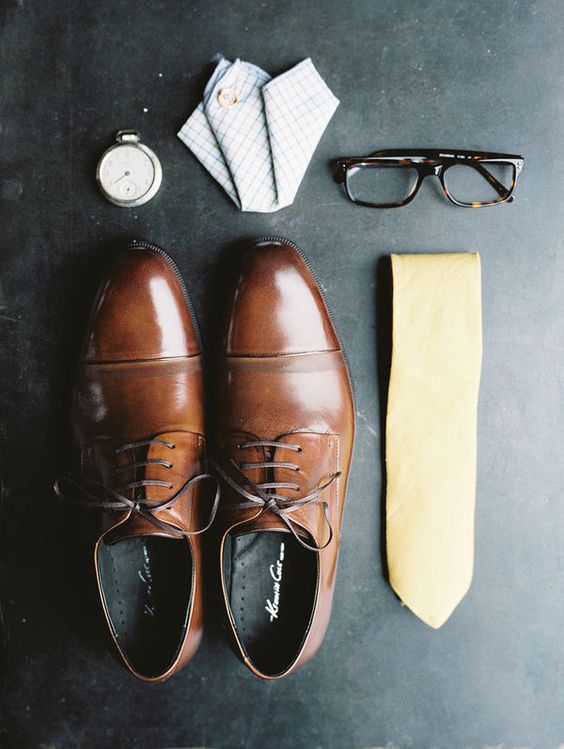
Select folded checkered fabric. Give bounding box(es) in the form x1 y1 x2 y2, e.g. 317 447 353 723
178 57 339 212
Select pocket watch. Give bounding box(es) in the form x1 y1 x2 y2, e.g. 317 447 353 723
96 130 162 207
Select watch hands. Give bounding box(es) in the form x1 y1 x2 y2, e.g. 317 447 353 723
112 170 131 185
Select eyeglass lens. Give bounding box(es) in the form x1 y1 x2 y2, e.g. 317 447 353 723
347 163 418 206
443 161 515 205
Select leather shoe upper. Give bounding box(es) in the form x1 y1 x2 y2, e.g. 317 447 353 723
214 238 355 680
68 242 209 682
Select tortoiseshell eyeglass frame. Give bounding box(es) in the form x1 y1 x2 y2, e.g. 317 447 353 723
334 149 525 208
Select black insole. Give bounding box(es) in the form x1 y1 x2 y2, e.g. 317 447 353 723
224 530 317 676
97 536 193 678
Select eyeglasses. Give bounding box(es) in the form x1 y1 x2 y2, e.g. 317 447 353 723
334 149 524 208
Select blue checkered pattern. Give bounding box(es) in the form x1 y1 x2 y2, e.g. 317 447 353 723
178 57 339 213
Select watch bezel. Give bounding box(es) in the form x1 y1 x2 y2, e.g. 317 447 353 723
96 139 162 208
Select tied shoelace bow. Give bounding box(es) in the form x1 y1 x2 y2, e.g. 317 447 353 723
54 438 220 537
211 439 340 552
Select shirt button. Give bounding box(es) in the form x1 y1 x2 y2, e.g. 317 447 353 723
217 87 238 108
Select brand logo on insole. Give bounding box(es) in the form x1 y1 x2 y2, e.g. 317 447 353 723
138 543 155 617
265 542 285 622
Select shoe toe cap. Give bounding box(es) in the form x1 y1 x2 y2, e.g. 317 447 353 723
225 240 340 356
83 246 200 361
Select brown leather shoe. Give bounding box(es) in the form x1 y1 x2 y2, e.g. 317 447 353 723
55 241 218 682
213 237 355 680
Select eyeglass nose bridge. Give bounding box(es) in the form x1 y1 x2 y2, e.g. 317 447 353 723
414 163 452 203
418 163 443 178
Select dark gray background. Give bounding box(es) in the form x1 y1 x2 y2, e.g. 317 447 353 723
1 1 563 747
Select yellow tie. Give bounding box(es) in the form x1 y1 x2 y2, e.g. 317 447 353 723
386 252 482 628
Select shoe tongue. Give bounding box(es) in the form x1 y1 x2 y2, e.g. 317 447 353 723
230 433 317 543
104 513 181 545
221 431 329 546
142 431 200 501
236 511 291 534
267 432 333 547
104 430 204 543
235 518 313 548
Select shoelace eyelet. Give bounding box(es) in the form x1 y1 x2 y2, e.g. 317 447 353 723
54 439 221 538
212 441 339 552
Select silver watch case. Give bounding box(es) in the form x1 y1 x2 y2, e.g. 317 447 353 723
96 129 162 208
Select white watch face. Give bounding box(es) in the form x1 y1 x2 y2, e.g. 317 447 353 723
98 144 158 204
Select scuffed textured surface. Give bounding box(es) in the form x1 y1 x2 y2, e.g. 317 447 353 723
1 0 563 747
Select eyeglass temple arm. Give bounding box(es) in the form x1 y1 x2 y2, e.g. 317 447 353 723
471 162 512 199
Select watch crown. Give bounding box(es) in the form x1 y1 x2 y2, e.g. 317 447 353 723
116 129 141 143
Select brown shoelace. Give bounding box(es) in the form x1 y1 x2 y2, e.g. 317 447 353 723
211 439 340 552
54 438 220 537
